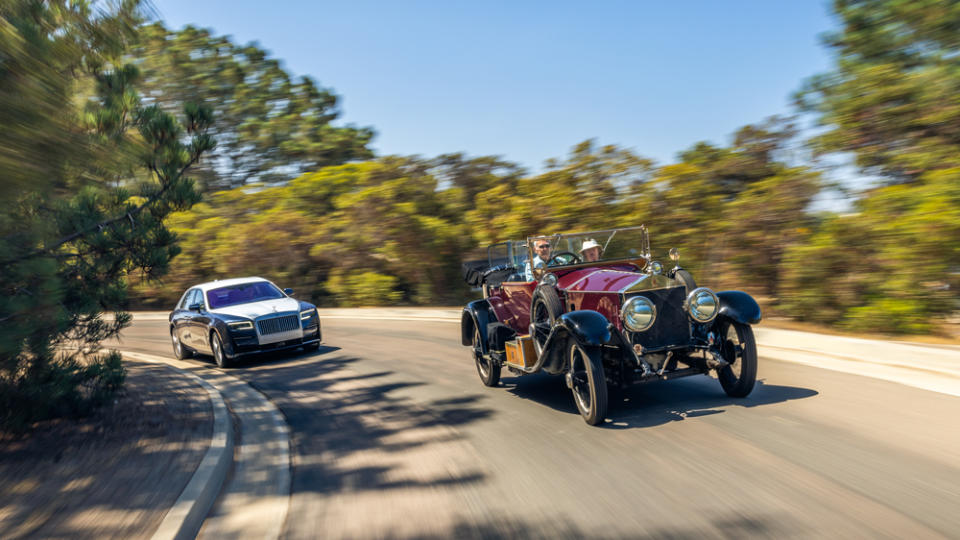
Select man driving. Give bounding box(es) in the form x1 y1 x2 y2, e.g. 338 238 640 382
524 237 552 281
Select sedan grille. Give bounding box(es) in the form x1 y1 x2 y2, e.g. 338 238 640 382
257 314 299 335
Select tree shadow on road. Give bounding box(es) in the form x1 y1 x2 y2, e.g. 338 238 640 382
502 373 817 429
223 348 495 501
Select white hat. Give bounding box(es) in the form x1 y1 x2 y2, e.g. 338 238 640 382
579 239 602 253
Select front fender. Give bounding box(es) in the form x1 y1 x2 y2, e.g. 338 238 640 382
538 310 611 374
717 291 762 325
461 300 496 353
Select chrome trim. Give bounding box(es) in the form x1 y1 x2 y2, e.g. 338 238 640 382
619 274 679 294
255 313 300 335
685 287 719 324
621 295 657 332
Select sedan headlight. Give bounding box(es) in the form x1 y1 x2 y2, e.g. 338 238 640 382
300 309 317 321
227 320 254 331
621 296 656 332
686 287 719 323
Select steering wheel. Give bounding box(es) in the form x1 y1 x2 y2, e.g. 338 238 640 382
548 251 581 266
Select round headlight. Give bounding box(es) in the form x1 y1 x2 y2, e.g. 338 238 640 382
686 287 719 323
621 296 656 332
648 261 663 275
541 273 558 287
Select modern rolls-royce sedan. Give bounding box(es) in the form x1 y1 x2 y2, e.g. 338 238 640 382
169 277 321 367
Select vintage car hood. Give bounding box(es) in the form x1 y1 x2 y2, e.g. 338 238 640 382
560 269 678 293
209 297 301 319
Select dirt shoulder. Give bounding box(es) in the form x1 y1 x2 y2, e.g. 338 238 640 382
0 359 212 539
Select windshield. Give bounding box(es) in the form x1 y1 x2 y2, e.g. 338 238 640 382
528 226 650 275
206 281 286 309
487 241 529 270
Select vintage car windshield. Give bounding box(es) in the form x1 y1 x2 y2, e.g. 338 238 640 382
531 226 650 272
487 241 529 269
206 281 286 309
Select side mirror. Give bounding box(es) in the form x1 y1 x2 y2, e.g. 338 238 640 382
283 288 294 296
189 302 204 312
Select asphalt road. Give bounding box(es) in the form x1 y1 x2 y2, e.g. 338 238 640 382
115 318 960 539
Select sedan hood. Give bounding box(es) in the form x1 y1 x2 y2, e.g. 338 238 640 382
210 297 301 319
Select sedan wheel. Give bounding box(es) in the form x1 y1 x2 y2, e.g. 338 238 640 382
568 342 608 425
473 326 500 387
717 319 757 397
171 329 192 360
211 332 230 368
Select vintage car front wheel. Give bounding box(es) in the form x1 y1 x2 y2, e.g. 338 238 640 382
716 319 757 397
568 342 608 425
473 326 500 387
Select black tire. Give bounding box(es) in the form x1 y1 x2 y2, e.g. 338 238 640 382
472 325 500 387
211 331 231 368
568 342 608 425
717 319 757 397
530 286 563 354
674 268 697 292
171 328 192 360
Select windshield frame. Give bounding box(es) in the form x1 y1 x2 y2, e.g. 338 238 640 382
526 226 651 279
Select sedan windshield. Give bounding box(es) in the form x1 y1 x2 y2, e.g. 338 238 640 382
206 281 285 309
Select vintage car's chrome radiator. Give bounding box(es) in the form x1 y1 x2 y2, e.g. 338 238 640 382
626 287 690 352
256 314 299 335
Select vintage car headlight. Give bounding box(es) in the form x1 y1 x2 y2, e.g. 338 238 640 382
540 273 558 287
621 296 656 332
227 320 254 331
686 287 719 323
648 261 663 275
300 309 317 321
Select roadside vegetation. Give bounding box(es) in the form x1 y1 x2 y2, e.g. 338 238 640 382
2 0 958 429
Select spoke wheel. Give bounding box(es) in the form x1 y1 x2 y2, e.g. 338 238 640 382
211 331 230 368
569 342 608 425
171 329 191 360
716 319 757 397
531 286 562 355
473 326 500 387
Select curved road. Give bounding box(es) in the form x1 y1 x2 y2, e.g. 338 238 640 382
116 317 960 539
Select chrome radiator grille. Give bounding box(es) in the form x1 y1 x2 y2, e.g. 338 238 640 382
257 314 299 335
627 287 690 351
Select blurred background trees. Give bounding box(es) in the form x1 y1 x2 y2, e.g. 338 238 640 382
0 0 213 430
131 23 375 190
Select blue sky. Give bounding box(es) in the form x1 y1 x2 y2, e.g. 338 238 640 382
152 1 837 172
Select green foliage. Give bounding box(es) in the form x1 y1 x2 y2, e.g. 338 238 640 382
798 0 960 180
327 271 403 306
131 23 374 190
0 0 212 431
788 0 960 332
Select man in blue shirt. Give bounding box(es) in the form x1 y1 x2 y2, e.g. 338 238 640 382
524 237 552 281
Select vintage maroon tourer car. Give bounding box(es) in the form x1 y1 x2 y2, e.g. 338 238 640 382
461 226 761 425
